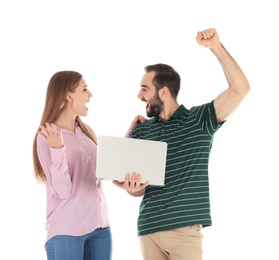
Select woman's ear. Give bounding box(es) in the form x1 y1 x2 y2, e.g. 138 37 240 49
66 91 73 102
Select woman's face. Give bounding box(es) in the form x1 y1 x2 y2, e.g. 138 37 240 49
68 77 93 117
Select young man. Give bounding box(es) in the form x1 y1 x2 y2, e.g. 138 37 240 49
113 28 250 260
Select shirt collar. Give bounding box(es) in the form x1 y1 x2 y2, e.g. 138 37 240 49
154 104 187 122
52 122 79 135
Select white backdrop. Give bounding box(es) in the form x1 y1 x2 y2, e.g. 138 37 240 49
0 0 278 259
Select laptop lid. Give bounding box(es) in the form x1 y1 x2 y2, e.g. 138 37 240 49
96 135 168 186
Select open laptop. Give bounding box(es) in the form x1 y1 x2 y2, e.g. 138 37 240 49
96 135 168 186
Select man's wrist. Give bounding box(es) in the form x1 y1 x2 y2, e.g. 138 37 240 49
128 189 144 197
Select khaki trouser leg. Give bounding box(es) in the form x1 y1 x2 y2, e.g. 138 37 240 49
139 225 203 260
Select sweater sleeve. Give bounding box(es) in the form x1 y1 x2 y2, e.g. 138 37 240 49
36 134 72 199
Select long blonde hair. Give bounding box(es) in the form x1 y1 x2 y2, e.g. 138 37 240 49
32 71 97 184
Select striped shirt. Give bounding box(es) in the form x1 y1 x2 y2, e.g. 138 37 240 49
131 101 224 236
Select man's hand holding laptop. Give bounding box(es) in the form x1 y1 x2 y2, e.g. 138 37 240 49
113 173 149 197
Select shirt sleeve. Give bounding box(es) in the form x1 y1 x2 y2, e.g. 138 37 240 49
190 100 224 136
125 128 132 138
36 134 72 199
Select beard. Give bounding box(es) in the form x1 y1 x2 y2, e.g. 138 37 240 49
146 92 163 118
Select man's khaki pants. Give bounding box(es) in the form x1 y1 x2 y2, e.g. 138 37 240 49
139 225 203 260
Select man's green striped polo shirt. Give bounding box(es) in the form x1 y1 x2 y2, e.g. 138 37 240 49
131 100 224 236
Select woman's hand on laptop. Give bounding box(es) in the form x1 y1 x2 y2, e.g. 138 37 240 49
112 172 148 197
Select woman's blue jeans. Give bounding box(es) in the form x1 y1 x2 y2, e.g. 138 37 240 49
45 227 112 260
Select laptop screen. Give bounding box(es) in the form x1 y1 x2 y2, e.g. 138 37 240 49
96 135 167 186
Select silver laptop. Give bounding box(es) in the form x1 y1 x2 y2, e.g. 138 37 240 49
96 135 168 186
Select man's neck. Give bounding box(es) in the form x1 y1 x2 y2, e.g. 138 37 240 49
159 102 180 121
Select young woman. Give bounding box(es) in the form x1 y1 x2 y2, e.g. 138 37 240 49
32 71 111 260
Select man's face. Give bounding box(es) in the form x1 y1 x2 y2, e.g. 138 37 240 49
138 71 163 118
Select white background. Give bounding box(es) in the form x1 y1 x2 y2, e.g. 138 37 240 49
0 0 278 259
